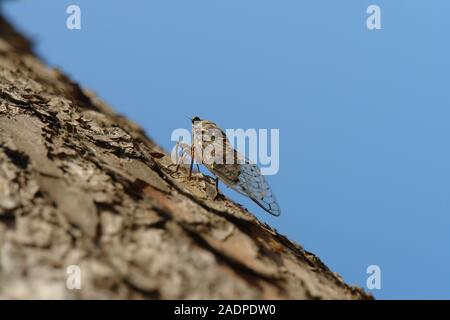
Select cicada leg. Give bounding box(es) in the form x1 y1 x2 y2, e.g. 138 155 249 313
170 141 200 178
168 141 188 173
215 177 219 193
188 144 195 179
214 177 221 199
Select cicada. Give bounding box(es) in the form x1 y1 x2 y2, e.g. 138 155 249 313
174 117 281 216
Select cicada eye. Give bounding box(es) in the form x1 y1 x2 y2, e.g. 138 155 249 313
192 116 201 124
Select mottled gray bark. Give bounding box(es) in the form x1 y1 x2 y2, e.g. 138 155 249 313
0 15 371 299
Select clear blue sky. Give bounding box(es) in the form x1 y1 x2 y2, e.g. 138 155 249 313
3 1 450 299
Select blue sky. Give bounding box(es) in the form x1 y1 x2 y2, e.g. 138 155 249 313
2 1 450 299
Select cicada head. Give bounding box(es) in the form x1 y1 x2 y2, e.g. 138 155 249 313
191 116 201 124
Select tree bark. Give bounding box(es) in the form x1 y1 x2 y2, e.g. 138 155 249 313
0 14 371 299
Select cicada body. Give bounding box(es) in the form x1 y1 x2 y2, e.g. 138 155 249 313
189 117 281 216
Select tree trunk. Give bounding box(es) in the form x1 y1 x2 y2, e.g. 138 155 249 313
0 14 371 300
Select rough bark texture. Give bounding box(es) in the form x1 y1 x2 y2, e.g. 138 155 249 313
0 15 372 299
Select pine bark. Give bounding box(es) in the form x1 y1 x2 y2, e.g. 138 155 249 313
0 14 371 299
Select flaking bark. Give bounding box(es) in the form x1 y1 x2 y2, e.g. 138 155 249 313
0 15 372 299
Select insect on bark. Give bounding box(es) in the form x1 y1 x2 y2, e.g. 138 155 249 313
174 117 281 216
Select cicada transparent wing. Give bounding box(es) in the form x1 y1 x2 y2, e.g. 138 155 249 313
231 157 281 216
208 147 282 217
